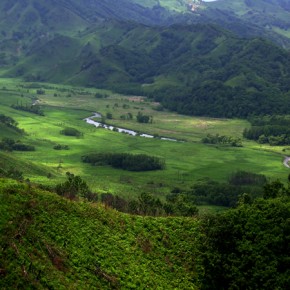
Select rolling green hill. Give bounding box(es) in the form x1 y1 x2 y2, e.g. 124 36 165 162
4 21 290 118
0 177 289 289
0 178 202 289
1 1 290 118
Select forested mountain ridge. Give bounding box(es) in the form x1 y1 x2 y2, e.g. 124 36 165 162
1 0 290 118
199 0 290 48
5 22 290 118
0 0 188 65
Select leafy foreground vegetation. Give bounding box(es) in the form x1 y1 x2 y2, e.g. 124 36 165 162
201 191 290 289
0 178 202 289
0 177 290 289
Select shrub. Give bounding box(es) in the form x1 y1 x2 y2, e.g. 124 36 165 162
55 172 91 199
53 144 69 150
60 127 83 137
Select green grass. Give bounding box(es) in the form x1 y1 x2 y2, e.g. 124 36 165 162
0 79 288 199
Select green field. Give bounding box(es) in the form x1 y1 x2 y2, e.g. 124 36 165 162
0 78 288 199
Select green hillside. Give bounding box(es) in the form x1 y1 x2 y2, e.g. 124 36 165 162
1 177 289 289
1 2 290 289
1 1 290 118
202 0 290 46
0 178 202 289
4 22 290 118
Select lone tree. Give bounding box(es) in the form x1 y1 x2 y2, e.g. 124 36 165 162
55 172 91 199
136 112 152 123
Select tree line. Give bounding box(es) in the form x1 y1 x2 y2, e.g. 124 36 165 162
82 153 165 171
54 172 197 216
0 114 22 133
167 171 267 208
202 133 242 147
11 103 44 116
0 138 35 152
243 115 290 145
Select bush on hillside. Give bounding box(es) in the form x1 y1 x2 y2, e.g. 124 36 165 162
60 127 83 137
55 172 94 200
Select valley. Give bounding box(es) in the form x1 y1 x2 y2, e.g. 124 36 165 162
0 79 288 202
1 1 290 289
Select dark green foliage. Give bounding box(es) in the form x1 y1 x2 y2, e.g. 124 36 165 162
0 114 22 133
60 127 83 137
229 170 267 186
36 89 45 95
200 196 290 289
0 114 18 127
11 143 35 151
95 93 108 98
244 115 290 145
82 153 165 171
168 173 266 207
263 179 290 199
53 144 69 150
0 167 23 180
0 138 35 152
202 134 242 147
0 179 201 289
106 112 113 119
136 112 151 123
101 192 198 217
55 172 92 200
11 104 44 116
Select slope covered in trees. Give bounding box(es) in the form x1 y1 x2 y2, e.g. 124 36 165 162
0 177 289 289
0 178 202 289
1 1 290 118
2 21 290 118
199 0 290 48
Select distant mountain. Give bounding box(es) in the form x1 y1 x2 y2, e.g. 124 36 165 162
0 0 190 66
1 0 290 118
200 0 290 47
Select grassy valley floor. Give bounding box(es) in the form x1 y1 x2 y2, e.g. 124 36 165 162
0 78 288 200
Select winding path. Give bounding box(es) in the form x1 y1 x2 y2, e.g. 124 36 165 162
283 156 290 168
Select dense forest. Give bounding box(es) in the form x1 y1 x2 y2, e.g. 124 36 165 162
1 1 290 118
244 115 290 145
